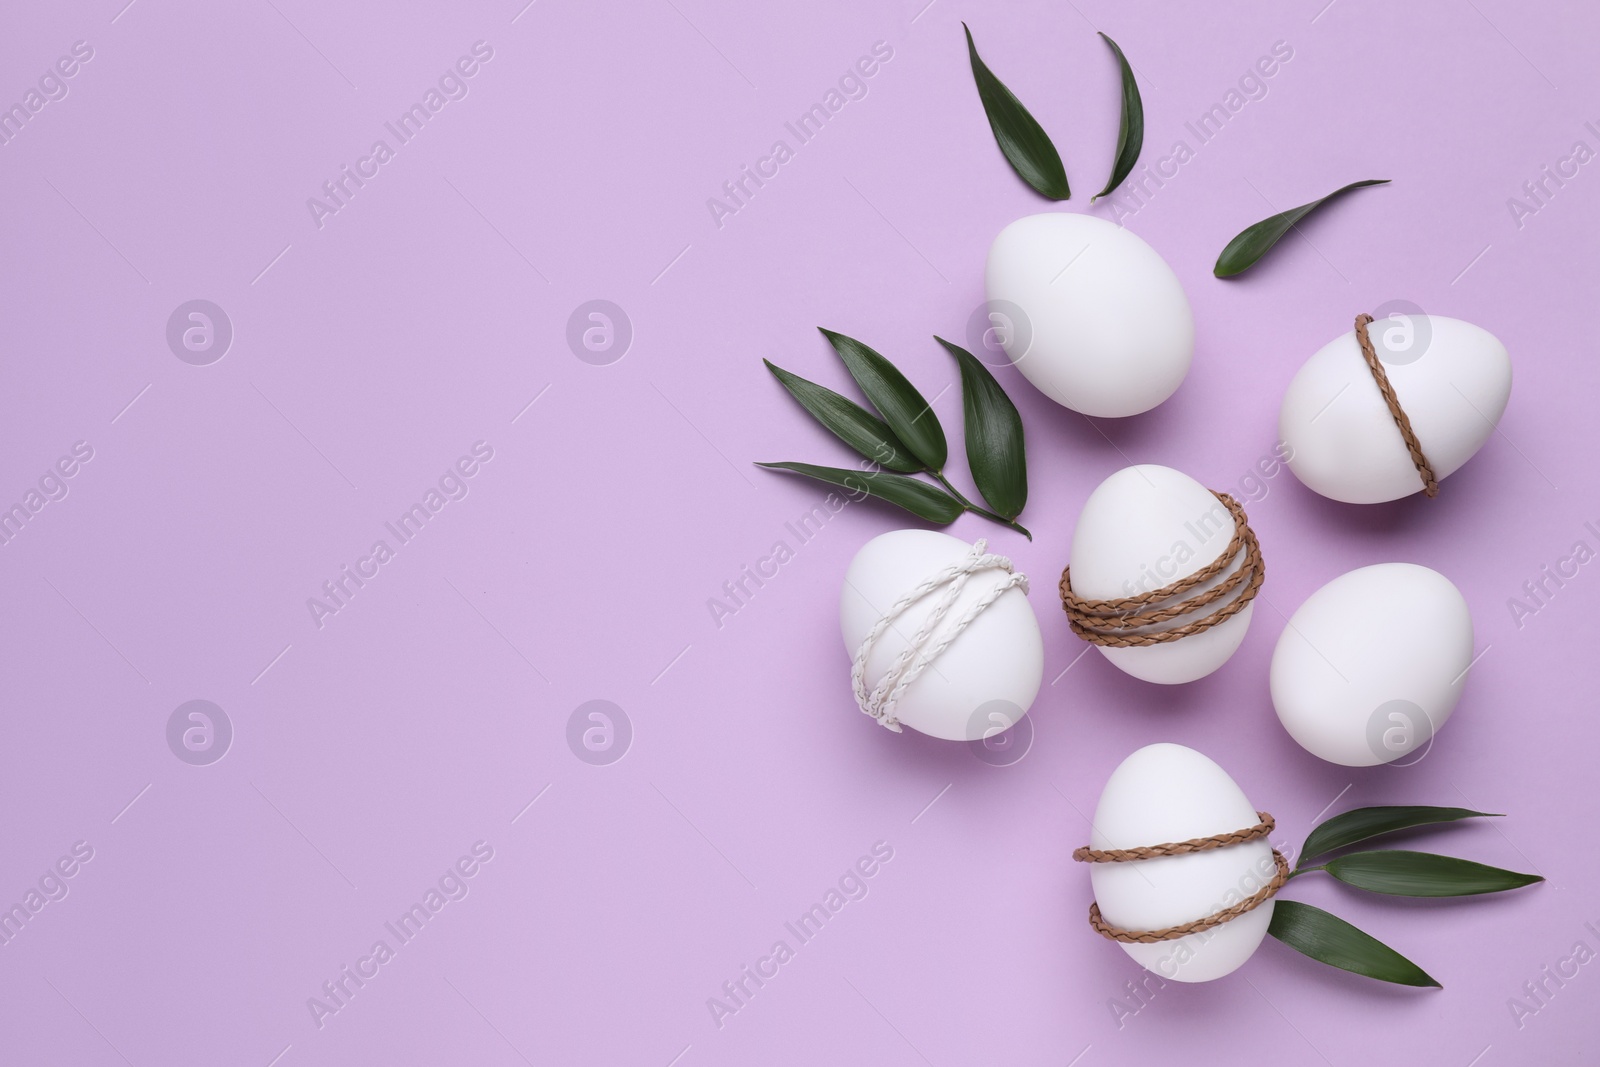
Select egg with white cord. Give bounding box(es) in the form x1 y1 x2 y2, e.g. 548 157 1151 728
840 529 1042 741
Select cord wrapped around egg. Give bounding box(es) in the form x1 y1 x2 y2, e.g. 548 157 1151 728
1281 311 1511 503
1058 465 1265 683
840 530 1043 741
1075 744 1288 982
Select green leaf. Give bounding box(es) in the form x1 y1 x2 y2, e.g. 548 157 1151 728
963 23 1069 200
1300 806 1498 866
935 337 1027 520
1213 179 1390 278
1267 900 1441 988
763 360 923 473
818 329 948 472
1316 851 1543 897
1091 33 1143 202
755 462 963 525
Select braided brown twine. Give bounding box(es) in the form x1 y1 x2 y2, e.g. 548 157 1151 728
1073 812 1291 943
1058 492 1264 647
1354 312 1439 498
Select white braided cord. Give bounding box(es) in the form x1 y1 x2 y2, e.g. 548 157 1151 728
851 539 1029 732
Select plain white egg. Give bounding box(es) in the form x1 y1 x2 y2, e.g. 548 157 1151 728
1067 465 1255 683
839 529 1043 741
985 213 1194 417
1271 563 1473 766
1087 743 1278 982
1280 314 1511 503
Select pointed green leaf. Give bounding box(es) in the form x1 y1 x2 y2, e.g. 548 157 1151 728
1091 33 1143 202
1316 851 1543 897
818 329 948 471
1268 900 1441 988
1214 179 1390 278
1300 806 1499 865
755 462 963 525
963 23 1069 200
763 360 922 473
935 337 1027 520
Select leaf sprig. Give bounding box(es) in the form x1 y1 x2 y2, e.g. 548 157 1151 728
1214 179 1390 277
1268 805 1542 988
964 24 1068 201
1092 33 1143 203
758 330 1031 539
963 24 1145 203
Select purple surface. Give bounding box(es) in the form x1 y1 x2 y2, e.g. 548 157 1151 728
1 0 1596 1063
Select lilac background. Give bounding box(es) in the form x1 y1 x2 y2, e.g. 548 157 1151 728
1 0 1596 1063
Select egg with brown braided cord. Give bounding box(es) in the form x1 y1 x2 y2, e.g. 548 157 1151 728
1280 311 1510 504
1079 744 1284 982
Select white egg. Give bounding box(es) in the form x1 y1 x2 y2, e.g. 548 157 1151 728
1271 563 1473 766
1067 465 1255 683
840 529 1042 741
985 213 1194 417
1087 743 1278 982
1280 314 1511 503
